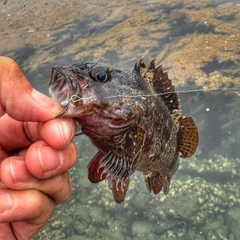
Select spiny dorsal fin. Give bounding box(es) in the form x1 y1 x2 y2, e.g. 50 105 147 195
177 116 198 158
135 57 180 114
134 58 156 84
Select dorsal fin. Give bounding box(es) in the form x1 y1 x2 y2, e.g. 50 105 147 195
135 57 180 114
177 116 198 158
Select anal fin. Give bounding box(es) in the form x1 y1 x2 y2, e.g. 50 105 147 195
144 172 171 195
177 116 198 158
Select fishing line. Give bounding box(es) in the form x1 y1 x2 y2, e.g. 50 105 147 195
68 88 240 102
103 88 240 100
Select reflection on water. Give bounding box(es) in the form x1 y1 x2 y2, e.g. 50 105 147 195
1 0 240 239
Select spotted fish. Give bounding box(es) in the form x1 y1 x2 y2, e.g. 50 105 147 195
49 57 198 203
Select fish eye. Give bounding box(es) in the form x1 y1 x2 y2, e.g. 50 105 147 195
95 71 107 82
90 65 111 82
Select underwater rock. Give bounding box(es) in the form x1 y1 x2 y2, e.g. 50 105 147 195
225 204 240 240
131 220 154 238
73 203 91 223
89 206 105 224
201 215 228 239
73 220 88 235
85 225 97 237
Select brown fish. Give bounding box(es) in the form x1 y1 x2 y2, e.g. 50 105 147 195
49 57 198 203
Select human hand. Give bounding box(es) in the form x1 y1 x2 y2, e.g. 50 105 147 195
0 57 77 240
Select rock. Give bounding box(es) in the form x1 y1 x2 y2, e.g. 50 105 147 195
73 220 88 235
131 220 154 237
225 204 240 239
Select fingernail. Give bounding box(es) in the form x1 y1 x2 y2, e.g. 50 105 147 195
0 192 13 213
10 159 37 184
31 89 63 116
38 146 64 173
58 120 75 143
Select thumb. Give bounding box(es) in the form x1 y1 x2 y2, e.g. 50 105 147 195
0 57 63 122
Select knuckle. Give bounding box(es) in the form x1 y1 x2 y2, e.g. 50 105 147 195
52 172 72 205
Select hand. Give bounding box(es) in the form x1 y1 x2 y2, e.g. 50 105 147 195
0 57 77 240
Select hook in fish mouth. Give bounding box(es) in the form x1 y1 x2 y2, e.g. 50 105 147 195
49 65 99 119
68 95 95 103
49 66 83 108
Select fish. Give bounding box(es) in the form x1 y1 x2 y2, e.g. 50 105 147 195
49 57 198 203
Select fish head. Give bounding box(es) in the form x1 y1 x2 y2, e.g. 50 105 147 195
49 61 144 134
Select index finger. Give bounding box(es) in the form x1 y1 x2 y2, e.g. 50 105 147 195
0 114 76 151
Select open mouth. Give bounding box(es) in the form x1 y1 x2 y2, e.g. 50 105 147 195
49 66 81 108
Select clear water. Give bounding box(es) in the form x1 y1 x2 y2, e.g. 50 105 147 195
1 0 240 239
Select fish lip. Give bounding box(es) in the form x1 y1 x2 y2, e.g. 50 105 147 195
49 65 82 115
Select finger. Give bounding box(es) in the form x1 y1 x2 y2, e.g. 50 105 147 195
24 117 76 149
0 114 76 151
0 189 54 239
0 182 7 190
0 115 36 151
0 56 63 121
40 118 76 149
0 223 14 240
0 145 8 162
1 158 73 205
25 140 77 178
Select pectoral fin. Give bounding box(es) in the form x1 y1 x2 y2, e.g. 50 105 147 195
87 125 146 203
88 151 107 183
100 125 146 178
87 150 131 203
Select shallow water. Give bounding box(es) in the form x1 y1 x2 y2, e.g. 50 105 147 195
1 0 240 239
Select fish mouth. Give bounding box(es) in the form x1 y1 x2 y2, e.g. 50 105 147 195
49 66 82 109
